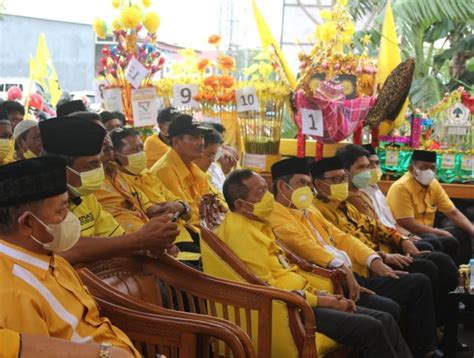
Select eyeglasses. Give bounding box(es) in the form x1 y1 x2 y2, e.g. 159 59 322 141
321 175 348 184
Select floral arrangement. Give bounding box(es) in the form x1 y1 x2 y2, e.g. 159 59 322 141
192 35 237 105
296 0 377 98
240 50 292 101
93 0 165 123
427 87 473 116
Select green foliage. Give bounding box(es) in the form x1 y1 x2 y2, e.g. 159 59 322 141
349 0 474 110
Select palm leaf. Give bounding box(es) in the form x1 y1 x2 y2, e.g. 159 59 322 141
409 76 445 110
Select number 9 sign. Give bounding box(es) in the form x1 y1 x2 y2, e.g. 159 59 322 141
173 85 200 109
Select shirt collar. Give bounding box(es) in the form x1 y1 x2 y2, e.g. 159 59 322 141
228 211 268 231
0 239 52 280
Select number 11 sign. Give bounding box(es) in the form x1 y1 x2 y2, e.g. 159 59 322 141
301 108 324 136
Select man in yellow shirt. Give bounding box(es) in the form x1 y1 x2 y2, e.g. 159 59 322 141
218 169 411 358
0 116 13 165
151 114 226 229
311 156 442 356
0 157 138 357
270 158 410 317
386 149 473 264
144 107 178 168
39 116 179 266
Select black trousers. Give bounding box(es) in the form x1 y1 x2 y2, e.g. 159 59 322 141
404 252 458 325
418 227 472 265
313 305 412 358
355 273 437 356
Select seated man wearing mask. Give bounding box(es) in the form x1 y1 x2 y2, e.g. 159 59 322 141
386 149 473 265
194 127 226 195
13 119 42 160
0 113 13 165
0 157 138 357
270 158 410 315
144 107 178 168
101 128 199 264
39 117 179 266
219 169 411 358
151 114 227 231
1 100 24 130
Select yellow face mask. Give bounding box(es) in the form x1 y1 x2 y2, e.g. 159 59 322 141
369 168 383 185
0 139 11 162
329 182 349 202
124 151 146 175
23 149 37 159
285 183 313 210
244 191 275 219
67 166 105 197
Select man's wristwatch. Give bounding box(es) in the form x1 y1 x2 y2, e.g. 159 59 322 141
177 200 189 215
99 343 112 358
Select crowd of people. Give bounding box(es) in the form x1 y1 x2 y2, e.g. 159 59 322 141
0 98 473 358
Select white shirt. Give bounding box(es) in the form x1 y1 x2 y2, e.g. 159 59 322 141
362 185 397 229
208 162 226 193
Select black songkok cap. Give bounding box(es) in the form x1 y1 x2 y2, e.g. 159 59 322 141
40 117 106 156
168 114 211 138
0 157 67 207
310 156 344 178
271 157 309 181
56 100 86 117
412 150 437 163
157 107 180 124
362 144 377 156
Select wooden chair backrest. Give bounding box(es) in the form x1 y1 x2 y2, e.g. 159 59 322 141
84 255 314 358
95 296 249 358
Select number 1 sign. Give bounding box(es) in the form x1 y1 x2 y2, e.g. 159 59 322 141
173 85 200 109
301 108 323 136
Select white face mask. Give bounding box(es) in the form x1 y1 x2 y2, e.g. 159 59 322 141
28 211 81 252
414 168 436 186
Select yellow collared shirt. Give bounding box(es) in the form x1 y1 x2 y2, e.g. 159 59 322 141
270 203 375 276
121 170 179 204
151 148 212 227
217 211 319 306
69 194 125 238
0 240 139 357
313 197 402 253
94 171 151 233
0 329 20 358
144 134 170 169
386 172 455 227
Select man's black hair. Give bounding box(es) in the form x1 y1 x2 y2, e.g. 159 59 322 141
336 144 370 170
110 127 139 152
223 169 255 211
1 101 25 115
204 128 224 147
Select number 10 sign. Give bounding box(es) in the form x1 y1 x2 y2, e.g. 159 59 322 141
301 108 324 136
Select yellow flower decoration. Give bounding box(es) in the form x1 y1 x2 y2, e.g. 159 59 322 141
337 0 348 6
362 34 372 46
112 18 123 31
320 10 332 21
120 6 142 29
112 0 121 9
317 22 337 43
93 18 107 39
143 12 160 33
142 0 152 8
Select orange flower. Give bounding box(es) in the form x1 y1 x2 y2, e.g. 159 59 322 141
193 94 201 101
208 34 221 46
197 58 210 72
203 76 219 89
219 75 235 88
218 55 236 72
203 92 215 102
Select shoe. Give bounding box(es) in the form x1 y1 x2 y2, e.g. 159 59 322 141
457 342 469 352
425 348 444 358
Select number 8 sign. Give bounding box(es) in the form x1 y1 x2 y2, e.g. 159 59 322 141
301 108 324 136
173 85 200 109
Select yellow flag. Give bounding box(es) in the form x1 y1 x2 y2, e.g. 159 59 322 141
251 0 297 89
377 0 408 135
31 34 62 106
